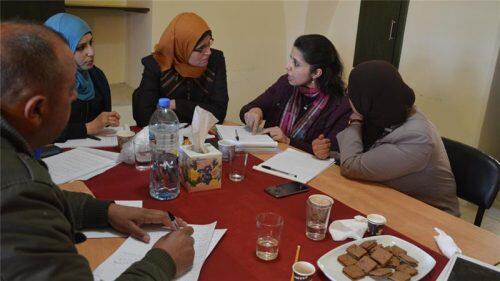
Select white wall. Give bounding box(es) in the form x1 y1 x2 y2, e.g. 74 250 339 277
125 0 152 88
399 0 500 147
66 0 128 84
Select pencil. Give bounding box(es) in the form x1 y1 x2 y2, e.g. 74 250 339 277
290 245 301 281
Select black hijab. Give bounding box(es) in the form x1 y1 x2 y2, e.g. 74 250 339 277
348 61 415 151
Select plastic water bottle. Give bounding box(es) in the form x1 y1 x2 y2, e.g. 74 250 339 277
149 98 180 200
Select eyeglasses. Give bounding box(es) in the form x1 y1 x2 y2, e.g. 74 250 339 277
193 38 214 53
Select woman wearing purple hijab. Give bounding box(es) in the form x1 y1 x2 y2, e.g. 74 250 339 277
329 61 459 216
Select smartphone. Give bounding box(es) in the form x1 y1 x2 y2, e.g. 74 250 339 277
39 145 64 158
265 182 309 198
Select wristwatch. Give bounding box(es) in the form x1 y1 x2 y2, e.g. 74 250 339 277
348 118 363 126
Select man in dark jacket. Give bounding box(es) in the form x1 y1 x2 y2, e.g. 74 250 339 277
1 22 194 281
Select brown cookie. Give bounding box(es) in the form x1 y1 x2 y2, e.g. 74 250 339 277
389 270 412 281
343 265 365 280
346 244 367 260
396 263 418 276
399 253 419 267
360 240 377 251
356 255 378 273
387 256 401 268
389 245 407 256
371 247 393 266
369 268 393 277
369 244 384 254
338 253 358 266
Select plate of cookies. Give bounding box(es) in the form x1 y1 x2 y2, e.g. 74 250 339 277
317 235 436 281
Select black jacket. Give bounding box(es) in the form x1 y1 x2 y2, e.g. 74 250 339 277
132 49 228 126
57 66 112 141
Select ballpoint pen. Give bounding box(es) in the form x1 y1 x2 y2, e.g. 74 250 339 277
87 135 101 141
167 211 179 230
235 129 240 141
261 165 298 178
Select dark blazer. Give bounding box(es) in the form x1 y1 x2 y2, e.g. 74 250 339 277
240 75 351 153
56 66 111 142
132 49 228 126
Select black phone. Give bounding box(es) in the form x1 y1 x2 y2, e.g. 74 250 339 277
265 182 309 198
40 145 64 158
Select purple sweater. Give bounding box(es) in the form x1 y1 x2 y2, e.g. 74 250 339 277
240 75 351 153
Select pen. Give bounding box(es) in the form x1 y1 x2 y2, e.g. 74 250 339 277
235 129 240 141
261 165 298 178
87 135 101 141
167 211 179 231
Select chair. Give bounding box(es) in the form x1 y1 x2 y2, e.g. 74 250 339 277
442 137 500 226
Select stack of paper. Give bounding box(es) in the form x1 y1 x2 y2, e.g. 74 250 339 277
216 125 277 152
93 222 226 281
43 147 119 184
55 136 118 148
253 148 335 183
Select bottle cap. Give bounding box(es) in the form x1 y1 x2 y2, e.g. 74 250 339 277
158 98 170 108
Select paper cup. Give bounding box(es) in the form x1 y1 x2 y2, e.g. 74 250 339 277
117 130 135 149
292 261 316 281
367 214 387 236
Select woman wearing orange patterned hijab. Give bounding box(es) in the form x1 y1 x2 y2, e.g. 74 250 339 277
133 12 228 126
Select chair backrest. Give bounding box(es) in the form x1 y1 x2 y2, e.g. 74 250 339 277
442 137 500 209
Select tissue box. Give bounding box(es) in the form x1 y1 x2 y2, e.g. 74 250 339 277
179 143 222 192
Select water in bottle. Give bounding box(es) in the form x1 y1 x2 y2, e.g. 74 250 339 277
149 98 180 200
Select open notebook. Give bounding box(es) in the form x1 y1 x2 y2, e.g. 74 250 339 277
216 125 278 151
253 148 335 184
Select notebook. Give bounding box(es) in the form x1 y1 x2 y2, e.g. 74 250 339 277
215 125 278 151
253 148 335 183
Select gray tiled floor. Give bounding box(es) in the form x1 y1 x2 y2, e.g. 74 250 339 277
110 83 500 236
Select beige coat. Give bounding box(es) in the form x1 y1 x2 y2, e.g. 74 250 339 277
337 109 460 216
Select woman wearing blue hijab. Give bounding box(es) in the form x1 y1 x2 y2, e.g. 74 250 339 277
45 13 120 140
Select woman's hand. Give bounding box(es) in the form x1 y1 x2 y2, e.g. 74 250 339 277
261 126 290 144
85 111 121 135
243 107 263 134
312 134 331 160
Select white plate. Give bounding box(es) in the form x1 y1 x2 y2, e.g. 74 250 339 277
317 235 436 281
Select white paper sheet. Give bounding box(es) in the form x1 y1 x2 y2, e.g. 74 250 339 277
253 148 335 183
43 147 118 184
216 125 277 148
83 201 143 239
54 136 118 148
93 223 219 281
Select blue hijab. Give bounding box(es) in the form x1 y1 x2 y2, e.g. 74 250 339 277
45 13 95 101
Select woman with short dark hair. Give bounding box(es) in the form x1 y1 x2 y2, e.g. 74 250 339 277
240 34 351 155
133 13 228 126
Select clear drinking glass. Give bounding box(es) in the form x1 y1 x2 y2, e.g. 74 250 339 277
306 194 334 240
134 138 152 171
229 150 248 182
256 212 284 261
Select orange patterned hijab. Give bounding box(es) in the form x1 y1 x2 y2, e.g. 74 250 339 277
153 12 210 78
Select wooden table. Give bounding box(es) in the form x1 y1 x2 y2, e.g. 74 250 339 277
61 144 500 272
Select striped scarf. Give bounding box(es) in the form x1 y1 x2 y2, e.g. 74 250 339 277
279 87 330 141
160 67 215 98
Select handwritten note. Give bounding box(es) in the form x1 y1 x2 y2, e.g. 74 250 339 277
93 223 224 281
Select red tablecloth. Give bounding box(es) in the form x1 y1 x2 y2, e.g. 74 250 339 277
85 154 447 280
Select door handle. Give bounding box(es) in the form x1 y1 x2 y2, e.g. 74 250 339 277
388 20 396 40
